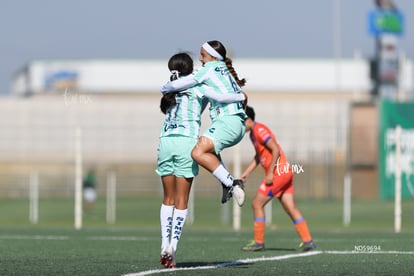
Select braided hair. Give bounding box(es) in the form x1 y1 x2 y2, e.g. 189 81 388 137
206 40 246 87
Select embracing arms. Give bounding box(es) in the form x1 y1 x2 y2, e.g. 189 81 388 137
161 74 246 103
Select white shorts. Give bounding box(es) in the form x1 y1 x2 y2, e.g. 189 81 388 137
83 188 97 202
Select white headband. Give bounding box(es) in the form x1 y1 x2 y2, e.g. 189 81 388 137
202 42 224 61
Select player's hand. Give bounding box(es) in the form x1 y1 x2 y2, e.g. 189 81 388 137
265 175 273 186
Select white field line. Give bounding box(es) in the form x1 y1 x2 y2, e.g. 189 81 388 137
2 234 414 275
123 251 322 276
0 234 69 240
125 250 414 276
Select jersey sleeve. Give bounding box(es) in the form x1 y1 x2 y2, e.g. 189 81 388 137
160 74 199 94
202 87 245 103
255 125 272 145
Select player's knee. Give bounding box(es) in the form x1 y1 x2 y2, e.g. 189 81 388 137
191 148 200 162
251 197 262 210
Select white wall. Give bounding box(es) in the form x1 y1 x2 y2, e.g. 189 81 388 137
12 57 413 96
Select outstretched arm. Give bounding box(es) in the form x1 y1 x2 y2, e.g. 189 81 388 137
240 155 260 182
203 88 245 103
161 75 198 94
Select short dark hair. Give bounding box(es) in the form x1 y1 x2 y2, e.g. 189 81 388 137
245 105 255 121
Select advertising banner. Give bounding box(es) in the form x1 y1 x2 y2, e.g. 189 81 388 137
379 100 414 199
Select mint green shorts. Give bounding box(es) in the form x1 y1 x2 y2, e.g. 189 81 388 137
156 136 199 178
202 115 245 155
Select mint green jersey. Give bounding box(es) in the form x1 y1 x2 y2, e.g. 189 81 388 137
160 86 205 139
193 61 246 120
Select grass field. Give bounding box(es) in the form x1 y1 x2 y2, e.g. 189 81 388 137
1 197 414 275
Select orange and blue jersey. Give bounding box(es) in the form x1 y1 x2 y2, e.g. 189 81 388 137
250 122 289 174
250 122 294 198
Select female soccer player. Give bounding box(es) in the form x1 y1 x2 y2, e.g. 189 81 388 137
157 52 246 268
240 106 316 252
161 40 247 207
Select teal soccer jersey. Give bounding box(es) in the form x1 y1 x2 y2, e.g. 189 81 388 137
160 88 204 139
193 61 246 120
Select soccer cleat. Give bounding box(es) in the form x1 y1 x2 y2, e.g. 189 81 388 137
297 241 316 252
221 184 233 204
162 246 176 268
232 179 245 207
159 247 169 266
241 240 265 251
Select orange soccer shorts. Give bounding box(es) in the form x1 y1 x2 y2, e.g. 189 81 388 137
257 170 294 198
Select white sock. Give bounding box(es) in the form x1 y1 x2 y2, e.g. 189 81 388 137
160 204 174 250
170 208 188 251
212 164 234 187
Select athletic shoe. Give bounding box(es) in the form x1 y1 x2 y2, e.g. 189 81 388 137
232 179 245 207
221 184 233 204
241 240 265 251
297 241 316 252
159 247 169 266
163 246 176 268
